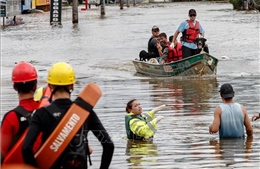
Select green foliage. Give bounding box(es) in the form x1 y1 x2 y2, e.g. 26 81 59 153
229 0 243 9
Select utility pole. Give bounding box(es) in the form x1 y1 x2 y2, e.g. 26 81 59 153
100 0 105 16
72 0 78 23
119 0 123 9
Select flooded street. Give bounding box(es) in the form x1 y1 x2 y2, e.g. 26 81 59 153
1 2 260 168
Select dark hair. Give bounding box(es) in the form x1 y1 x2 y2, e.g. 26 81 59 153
14 80 37 93
222 97 233 101
126 99 136 113
159 32 167 39
169 35 173 42
50 85 72 95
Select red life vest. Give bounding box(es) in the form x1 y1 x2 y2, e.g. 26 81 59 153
166 43 182 63
183 20 200 43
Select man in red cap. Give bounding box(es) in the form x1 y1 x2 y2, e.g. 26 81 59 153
0 62 39 164
209 83 253 138
172 9 205 59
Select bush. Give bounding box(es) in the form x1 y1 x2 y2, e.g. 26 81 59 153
229 0 243 9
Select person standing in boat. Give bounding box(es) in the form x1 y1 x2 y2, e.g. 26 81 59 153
0 62 38 164
172 9 205 59
22 62 114 169
125 99 165 141
209 83 253 138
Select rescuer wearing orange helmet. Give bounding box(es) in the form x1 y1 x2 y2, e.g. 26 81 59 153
0 62 38 164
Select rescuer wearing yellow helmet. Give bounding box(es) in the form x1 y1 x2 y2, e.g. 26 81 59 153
33 62 75 102
22 62 114 169
125 99 165 141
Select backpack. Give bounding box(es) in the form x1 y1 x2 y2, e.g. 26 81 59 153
5 106 33 151
14 106 32 123
45 104 92 169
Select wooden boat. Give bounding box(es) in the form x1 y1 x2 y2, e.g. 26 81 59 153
132 53 218 77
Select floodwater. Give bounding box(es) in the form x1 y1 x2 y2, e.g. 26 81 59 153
1 2 260 169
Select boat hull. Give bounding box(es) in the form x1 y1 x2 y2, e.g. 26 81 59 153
132 53 218 77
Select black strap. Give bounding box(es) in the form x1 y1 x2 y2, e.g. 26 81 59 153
74 97 94 166
14 106 31 122
74 97 93 113
88 153 92 166
49 86 71 103
44 104 63 121
81 125 92 166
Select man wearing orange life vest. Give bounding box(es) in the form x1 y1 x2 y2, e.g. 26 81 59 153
158 33 182 64
168 35 182 62
172 9 205 59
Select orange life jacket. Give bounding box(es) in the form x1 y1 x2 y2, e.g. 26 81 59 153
183 20 200 43
166 43 182 63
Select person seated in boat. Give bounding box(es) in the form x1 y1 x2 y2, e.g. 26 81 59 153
139 25 161 61
157 33 168 62
147 32 168 64
168 36 182 62
158 34 182 65
148 25 161 57
125 99 165 141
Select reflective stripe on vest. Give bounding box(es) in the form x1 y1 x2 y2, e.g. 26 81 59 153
125 115 146 140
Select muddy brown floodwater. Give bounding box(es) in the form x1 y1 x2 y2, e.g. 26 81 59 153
1 2 260 169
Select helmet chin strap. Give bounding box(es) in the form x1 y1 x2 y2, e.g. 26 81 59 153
49 86 72 103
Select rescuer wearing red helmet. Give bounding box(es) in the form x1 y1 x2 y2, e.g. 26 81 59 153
0 62 38 164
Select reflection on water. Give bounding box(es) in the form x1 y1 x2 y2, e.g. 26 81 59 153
86 77 259 169
140 77 218 115
209 137 255 167
1 76 259 168
126 140 158 169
